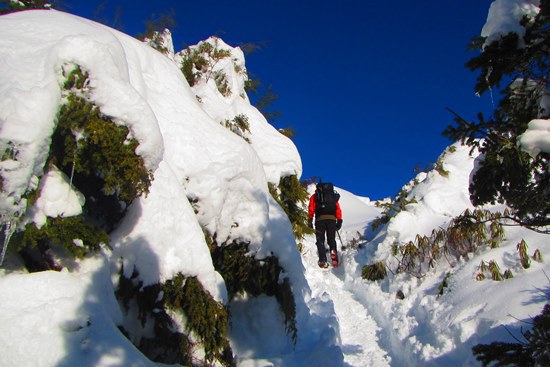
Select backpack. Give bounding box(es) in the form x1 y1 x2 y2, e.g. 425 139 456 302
315 182 340 216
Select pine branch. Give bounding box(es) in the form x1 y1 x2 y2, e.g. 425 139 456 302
460 212 550 235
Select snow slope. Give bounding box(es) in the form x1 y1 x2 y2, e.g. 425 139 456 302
302 143 549 366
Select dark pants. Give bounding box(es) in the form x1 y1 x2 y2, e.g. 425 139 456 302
315 219 337 262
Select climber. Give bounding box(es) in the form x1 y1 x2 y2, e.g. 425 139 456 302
308 182 343 268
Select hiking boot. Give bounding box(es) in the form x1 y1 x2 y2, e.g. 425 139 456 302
318 260 329 269
330 250 338 267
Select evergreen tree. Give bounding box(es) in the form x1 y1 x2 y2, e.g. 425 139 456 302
473 303 550 366
444 1 550 231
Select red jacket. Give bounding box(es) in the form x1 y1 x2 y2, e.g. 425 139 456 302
308 193 342 221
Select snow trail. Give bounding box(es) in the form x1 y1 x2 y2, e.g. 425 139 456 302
302 235 391 367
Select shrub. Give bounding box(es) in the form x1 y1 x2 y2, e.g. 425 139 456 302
278 127 296 139
116 267 235 367
268 175 313 247
214 70 231 97
362 261 387 281
179 38 234 95
180 51 203 87
503 269 514 279
223 114 250 142
11 65 151 271
345 231 366 250
433 146 457 177
477 260 515 282
12 216 109 258
373 189 417 231
518 239 531 269
165 275 234 366
371 215 390 231
489 260 504 281
434 156 449 177
211 241 298 344
533 249 543 262
389 209 506 279
244 78 261 94
51 66 152 230
136 11 176 55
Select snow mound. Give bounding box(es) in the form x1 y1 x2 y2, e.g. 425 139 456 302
0 258 158 367
27 166 85 228
481 0 540 46
519 118 550 158
350 141 550 365
373 143 478 256
178 36 303 184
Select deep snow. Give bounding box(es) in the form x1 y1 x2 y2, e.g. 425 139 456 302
0 2 549 367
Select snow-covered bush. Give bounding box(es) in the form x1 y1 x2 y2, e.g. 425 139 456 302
142 28 174 56
13 216 108 260
9 65 151 271
116 268 234 366
268 174 313 249
180 38 234 93
52 66 152 229
223 113 251 142
214 70 232 97
361 261 387 281
366 209 507 280
211 241 298 344
372 188 418 231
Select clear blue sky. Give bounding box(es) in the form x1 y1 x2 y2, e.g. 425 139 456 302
63 0 495 200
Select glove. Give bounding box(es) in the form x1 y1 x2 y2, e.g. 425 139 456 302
308 219 314 229
336 219 343 230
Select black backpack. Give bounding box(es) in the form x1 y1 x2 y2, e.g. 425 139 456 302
315 182 340 216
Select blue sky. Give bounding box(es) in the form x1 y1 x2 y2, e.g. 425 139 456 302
64 0 495 200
